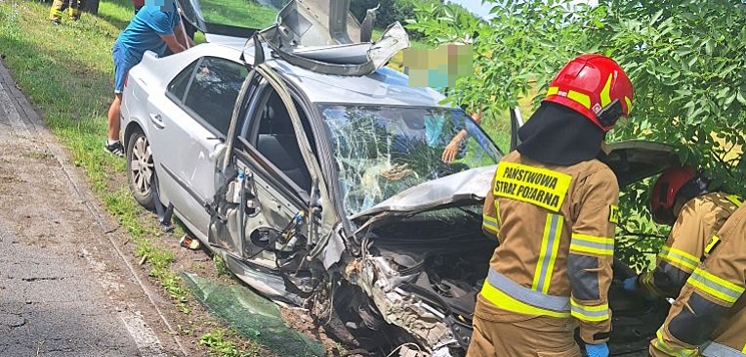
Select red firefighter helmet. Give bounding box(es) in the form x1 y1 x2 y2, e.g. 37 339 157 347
543 54 634 132
649 166 700 225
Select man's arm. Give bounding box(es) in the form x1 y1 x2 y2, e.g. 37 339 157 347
149 10 188 54
160 34 186 54
568 168 619 345
649 207 746 356
636 200 717 299
173 22 194 48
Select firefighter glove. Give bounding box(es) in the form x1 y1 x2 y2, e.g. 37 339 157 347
623 277 638 293
585 342 609 357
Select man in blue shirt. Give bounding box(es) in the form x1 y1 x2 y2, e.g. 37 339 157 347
105 0 192 156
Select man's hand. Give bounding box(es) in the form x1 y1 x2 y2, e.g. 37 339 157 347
623 277 638 293
441 139 460 163
586 343 609 357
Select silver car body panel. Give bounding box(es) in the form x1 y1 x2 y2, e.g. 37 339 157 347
123 45 247 242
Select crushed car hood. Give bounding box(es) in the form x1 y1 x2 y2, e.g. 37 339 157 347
352 140 675 220
349 165 496 220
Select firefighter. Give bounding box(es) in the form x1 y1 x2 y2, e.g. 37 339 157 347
468 54 633 357
622 166 742 299
650 203 746 357
49 0 86 24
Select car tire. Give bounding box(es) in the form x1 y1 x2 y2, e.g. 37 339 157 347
126 130 156 210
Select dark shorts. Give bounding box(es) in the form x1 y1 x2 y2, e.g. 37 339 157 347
112 42 138 94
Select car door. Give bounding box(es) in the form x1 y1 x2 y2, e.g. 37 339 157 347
210 64 342 275
148 56 249 240
211 79 314 265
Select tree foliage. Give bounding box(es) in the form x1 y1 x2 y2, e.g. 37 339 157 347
409 0 746 269
350 0 444 29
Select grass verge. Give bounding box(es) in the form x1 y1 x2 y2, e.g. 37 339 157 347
0 0 194 320
200 329 261 357
200 0 277 29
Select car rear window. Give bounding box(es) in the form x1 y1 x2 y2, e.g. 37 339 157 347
167 60 198 101
176 57 248 137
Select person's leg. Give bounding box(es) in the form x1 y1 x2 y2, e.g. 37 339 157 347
107 94 122 142
470 296 581 357
49 0 67 23
106 43 130 156
69 0 85 20
68 0 80 20
465 315 497 357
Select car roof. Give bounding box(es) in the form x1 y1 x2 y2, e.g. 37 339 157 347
204 41 452 108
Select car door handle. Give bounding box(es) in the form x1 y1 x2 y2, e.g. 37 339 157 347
149 113 165 129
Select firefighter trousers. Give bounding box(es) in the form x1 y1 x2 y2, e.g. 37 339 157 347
50 0 86 21
466 297 582 357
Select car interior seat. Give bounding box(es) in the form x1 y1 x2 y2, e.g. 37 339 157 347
256 93 312 191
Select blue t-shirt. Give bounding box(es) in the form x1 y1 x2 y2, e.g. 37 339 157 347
115 5 181 62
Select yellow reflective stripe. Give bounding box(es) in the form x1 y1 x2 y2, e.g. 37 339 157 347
653 328 698 357
567 90 591 109
609 204 620 224
494 200 502 227
624 96 633 114
688 268 745 304
482 214 499 234
543 217 562 294
570 299 609 322
727 195 743 207
480 280 570 318
704 235 720 255
659 246 699 272
569 233 614 256
532 214 563 294
492 162 572 213
599 73 613 108
547 86 559 96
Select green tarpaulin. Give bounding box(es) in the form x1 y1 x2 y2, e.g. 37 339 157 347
181 271 325 357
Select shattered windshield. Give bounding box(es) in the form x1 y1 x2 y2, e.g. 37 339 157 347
320 105 501 216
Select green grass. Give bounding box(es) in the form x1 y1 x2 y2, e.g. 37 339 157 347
200 330 261 357
200 0 277 29
213 254 230 277
0 0 191 314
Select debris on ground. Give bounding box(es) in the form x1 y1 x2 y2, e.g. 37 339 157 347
181 272 326 357
179 235 201 250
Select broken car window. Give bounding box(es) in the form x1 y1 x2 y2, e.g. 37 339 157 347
254 90 313 191
167 60 198 102
183 57 249 137
320 105 501 216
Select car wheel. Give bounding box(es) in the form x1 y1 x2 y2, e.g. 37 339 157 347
126 130 155 210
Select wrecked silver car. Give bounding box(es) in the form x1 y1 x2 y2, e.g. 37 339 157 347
120 1 676 355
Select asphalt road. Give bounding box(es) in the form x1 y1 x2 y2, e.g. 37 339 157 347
0 61 182 356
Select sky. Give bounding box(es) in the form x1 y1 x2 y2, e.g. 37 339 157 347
445 0 598 19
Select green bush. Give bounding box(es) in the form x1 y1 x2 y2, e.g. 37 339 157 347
409 0 746 268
